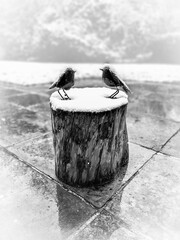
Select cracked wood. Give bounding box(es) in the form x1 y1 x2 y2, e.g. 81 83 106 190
50 104 129 186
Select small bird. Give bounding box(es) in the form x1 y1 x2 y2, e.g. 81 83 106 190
100 66 131 98
49 68 76 100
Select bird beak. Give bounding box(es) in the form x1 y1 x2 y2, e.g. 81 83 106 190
73 70 76 73
99 68 103 71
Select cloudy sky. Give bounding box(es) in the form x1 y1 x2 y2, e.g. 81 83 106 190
0 0 180 63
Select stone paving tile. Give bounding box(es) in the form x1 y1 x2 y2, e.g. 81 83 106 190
0 99 12 112
73 209 149 240
8 134 55 177
128 82 180 98
0 87 24 98
127 112 180 151
124 143 155 182
27 102 52 131
7 93 49 107
8 137 154 208
161 131 180 158
0 138 12 147
0 83 49 99
8 134 127 208
0 148 95 240
128 92 180 122
19 84 50 94
127 81 180 123
0 103 50 146
105 153 180 240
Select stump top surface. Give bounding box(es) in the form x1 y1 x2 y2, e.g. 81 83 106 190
50 87 128 112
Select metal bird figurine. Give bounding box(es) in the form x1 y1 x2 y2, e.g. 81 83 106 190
100 66 131 98
49 68 76 100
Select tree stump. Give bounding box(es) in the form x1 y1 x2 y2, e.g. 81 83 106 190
50 88 129 187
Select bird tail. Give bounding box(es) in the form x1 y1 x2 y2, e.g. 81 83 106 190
49 81 57 89
123 85 132 94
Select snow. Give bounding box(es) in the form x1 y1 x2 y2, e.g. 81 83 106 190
50 87 128 112
0 61 180 85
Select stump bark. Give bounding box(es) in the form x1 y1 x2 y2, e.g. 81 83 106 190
50 100 129 187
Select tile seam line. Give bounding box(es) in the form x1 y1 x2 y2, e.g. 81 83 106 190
119 129 180 191
0 145 96 210
129 141 157 152
158 151 180 160
129 127 180 153
120 152 157 189
103 209 153 240
70 207 153 240
66 212 100 240
101 151 158 209
160 128 180 150
1 129 179 212
3 132 174 211
103 129 180 209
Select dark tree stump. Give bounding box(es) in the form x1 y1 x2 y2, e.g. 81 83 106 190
50 88 129 187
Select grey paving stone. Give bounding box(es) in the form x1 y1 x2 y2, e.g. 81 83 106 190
8 135 127 208
9 134 55 178
27 102 52 131
73 210 148 240
127 112 180 151
0 100 12 112
105 153 180 240
128 92 180 122
128 97 180 122
0 87 25 112
124 143 155 182
0 87 24 98
0 104 49 146
8 138 154 208
0 149 95 240
161 131 180 158
0 138 12 147
128 82 180 98
7 93 49 107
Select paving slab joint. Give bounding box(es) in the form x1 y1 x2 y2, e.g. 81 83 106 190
67 212 100 240
102 129 180 211
160 128 180 151
129 141 157 153
0 144 96 210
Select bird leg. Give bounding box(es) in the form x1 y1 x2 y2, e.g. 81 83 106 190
63 89 71 100
110 88 119 98
58 89 64 100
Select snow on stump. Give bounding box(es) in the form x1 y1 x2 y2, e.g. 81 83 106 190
50 88 129 187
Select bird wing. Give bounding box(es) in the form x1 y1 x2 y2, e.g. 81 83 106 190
111 70 131 93
110 70 121 84
58 72 68 88
49 72 66 89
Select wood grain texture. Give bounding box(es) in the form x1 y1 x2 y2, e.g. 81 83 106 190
50 104 129 186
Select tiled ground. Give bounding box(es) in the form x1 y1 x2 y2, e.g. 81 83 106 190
0 79 180 240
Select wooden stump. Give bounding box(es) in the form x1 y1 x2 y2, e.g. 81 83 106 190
50 88 129 187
